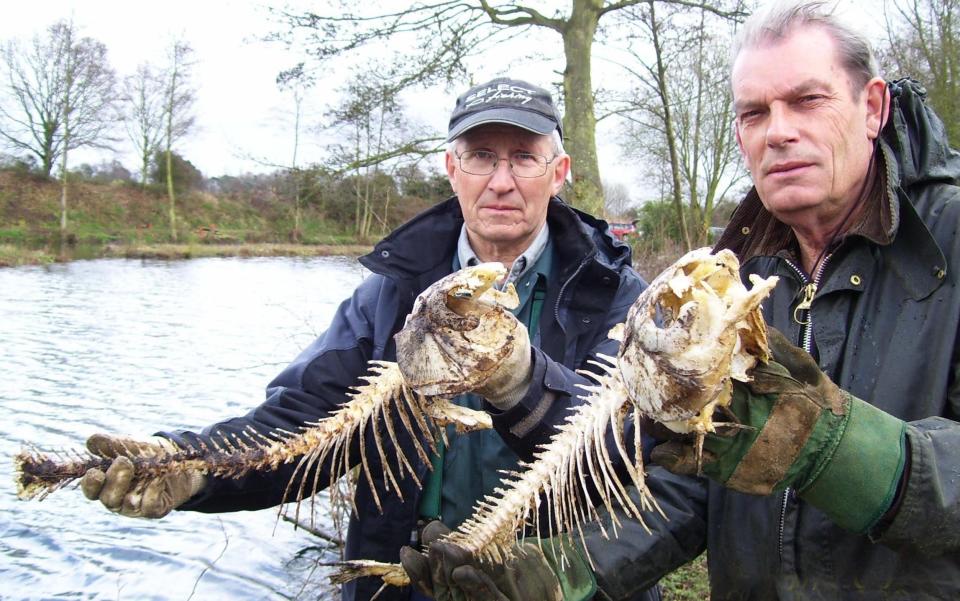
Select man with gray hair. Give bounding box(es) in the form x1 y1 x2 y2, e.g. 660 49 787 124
413 1 960 599
77 76 658 601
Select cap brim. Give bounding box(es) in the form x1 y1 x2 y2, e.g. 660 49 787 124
446 108 558 142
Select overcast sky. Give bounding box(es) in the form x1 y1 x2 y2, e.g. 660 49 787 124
3 1 886 196
1 1 320 177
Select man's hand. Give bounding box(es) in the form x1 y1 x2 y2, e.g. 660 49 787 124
399 521 595 601
472 314 532 409
396 265 533 405
80 434 206 519
652 327 907 533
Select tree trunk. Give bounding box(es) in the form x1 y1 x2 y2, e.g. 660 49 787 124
561 0 604 217
59 33 73 244
140 147 150 190
293 172 302 242
649 2 692 250
59 146 69 243
166 148 177 242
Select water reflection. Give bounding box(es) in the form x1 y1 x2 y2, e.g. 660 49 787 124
1 256 367 600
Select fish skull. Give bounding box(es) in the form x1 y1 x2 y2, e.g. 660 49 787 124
395 263 521 397
612 248 778 433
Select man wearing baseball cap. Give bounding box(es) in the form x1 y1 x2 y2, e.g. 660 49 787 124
77 77 654 601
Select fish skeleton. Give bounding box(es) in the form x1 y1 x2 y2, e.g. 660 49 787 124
15 248 778 594
333 247 778 591
14 263 515 516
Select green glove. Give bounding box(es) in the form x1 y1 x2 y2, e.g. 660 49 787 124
400 521 595 601
80 434 206 519
652 327 907 534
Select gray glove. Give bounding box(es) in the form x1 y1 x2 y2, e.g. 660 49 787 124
400 521 594 601
474 317 532 410
80 434 206 518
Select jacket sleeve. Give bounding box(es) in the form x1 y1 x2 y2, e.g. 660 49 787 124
484 271 646 459
876 417 960 554
870 319 960 554
165 274 396 513
585 468 708 600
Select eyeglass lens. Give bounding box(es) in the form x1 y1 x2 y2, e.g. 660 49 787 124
459 151 549 177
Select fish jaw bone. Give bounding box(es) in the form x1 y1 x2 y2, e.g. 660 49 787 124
616 247 778 428
395 263 522 397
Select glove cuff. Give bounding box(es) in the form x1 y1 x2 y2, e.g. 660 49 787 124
185 470 208 500
537 536 597 601
151 436 180 454
799 395 907 533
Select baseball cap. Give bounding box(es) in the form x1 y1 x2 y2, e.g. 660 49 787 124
446 77 563 142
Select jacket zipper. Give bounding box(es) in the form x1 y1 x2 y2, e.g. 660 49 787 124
554 256 592 326
777 254 831 562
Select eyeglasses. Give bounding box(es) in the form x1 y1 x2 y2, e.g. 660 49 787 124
454 150 557 178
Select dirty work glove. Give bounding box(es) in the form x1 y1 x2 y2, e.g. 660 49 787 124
396 265 532 408
652 327 907 533
80 434 206 519
399 520 595 601
474 316 532 410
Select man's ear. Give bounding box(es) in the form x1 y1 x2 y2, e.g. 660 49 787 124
550 154 571 196
734 121 750 170
864 76 889 139
445 151 458 194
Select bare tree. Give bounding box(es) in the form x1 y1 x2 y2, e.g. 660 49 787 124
288 84 307 242
276 66 322 243
603 179 635 217
0 20 116 239
882 0 960 143
0 23 68 177
325 73 439 239
160 40 196 242
121 63 166 187
616 2 745 248
272 1 746 217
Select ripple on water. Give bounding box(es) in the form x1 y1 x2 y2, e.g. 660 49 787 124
2 256 364 600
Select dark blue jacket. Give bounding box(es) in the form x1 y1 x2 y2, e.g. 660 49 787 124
168 196 650 601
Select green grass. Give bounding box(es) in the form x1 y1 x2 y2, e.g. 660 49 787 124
661 554 710 600
100 242 372 260
0 170 377 266
0 244 56 267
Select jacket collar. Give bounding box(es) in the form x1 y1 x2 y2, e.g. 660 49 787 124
359 195 629 286
718 140 945 300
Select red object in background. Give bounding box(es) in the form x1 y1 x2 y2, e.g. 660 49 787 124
608 220 639 241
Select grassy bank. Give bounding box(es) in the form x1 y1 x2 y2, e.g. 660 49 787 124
0 241 373 267
0 243 57 267
101 242 372 260
0 171 387 266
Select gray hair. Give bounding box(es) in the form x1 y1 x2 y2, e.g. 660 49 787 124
733 0 880 96
447 129 566 156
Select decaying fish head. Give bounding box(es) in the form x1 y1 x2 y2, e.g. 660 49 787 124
611 247 778 434
395 263 520 397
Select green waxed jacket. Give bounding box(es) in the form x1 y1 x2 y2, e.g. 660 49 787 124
582 79 960 600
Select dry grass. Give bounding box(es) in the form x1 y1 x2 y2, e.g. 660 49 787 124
100 243 372 260
0 244 56 267
631 239 692 283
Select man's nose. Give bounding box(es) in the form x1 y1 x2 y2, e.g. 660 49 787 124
487 157 516 191
765 104 799 147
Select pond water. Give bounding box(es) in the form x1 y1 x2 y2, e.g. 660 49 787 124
0 256 370 600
